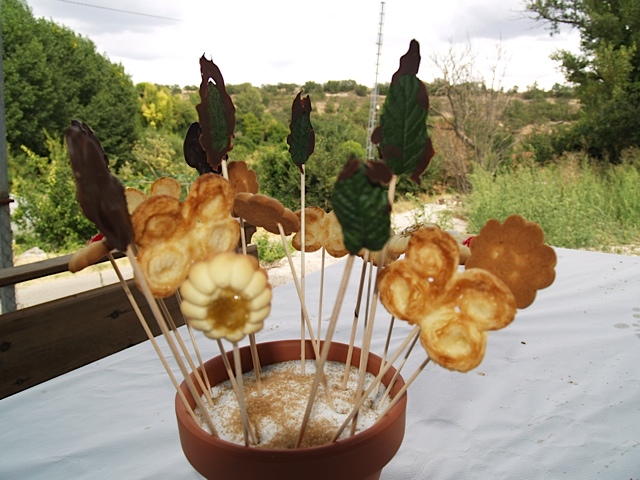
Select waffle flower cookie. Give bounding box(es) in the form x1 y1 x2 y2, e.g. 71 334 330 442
378 227 517 372
465 214 557 309
180 252 272 343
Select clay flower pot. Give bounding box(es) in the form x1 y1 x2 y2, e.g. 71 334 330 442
175 339 407 480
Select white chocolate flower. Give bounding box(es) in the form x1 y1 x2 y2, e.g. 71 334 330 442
180 252 272 343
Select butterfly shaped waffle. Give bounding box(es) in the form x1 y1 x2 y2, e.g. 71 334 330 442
131 173 240 298
291 207 349 258
378 227 517 372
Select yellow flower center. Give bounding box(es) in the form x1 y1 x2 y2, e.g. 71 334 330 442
207 288 250 333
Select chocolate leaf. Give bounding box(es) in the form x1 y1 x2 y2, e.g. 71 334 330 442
287 92 315 173
331 159 391 254
374 40 435 183
196 56 235 171
65 120 133 252
183 122 215 175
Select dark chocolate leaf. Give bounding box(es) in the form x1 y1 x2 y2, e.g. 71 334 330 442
374 40 435 183
287 92 315 173
196 56 235 171
183 122 214 175
331 159 391 254
65 120 133 252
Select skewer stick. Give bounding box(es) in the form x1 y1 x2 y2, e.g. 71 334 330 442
277 224 321 360
238 215 263 395
126 246 219 437
107 254 199 425
216 339 259 445
278 223 338 411
374 315 396 395
296 255 355 448
331 325 421 442
232 343 251 447
158 298 215 407
341 252 370 389
376 329 420 407
350 247 388 435
174 290 213 399
316 247 326 350
300 164 306 374
376 356 431 420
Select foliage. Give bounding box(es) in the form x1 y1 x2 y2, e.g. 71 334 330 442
466 155 640 249
526 0 640 161
12 136 97 251
118 130 197 193
254 233 286 265
1 0 141 168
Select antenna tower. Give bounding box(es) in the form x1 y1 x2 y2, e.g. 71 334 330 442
366 1 385 160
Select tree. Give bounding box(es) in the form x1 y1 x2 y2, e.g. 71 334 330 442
526 0 640 161
1 0 140 166
429 42 514 187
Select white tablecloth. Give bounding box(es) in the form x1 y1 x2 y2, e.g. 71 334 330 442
1 248 639 479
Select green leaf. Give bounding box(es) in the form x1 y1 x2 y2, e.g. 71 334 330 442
373 40 434 183
287 92 315 172
331 159 391 254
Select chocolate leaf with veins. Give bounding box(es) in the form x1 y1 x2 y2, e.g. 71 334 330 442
196 56 235 171
371 39 434 183
183 122 215 175
65 120 133 252
331 158 392 254
287 92 315 173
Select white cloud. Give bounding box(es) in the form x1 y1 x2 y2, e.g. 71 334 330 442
25 0 581 90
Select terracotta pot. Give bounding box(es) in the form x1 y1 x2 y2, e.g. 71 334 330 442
175 340 407 480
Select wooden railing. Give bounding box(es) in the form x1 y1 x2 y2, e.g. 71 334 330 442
0 226 257 399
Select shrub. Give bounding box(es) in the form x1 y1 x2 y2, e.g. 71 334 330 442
12 136 97 251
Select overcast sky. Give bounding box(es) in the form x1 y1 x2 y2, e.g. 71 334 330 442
25 0 581 91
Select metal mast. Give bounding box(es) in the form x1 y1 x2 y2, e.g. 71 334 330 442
365 1 385 161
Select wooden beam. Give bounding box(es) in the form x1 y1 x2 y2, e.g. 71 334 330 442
0 279 183 399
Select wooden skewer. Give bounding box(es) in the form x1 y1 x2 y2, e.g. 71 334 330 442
126 246 219 437
376 328 420 408
237 215 263 396
300 164 307 374
349 247 388 436
331 325 421 442
216 339 259 445
376 356 431 420
296 255 355 448
232 342 251 447
316 247 326 350
106 254 199 425
157 298 215 407
278 223 338 412
341 252 370 389
173 290 214 400
374 315 396 396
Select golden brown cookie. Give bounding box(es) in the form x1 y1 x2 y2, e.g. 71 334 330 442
180 252 272 343
227 160 259 195
292 206 326 252
233 193 300 236
149 176 181 199
322 211 349 258
465 214 556 309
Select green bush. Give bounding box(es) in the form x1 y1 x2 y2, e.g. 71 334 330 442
466 156 640 249
255 233 286 265
12 136 97 251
